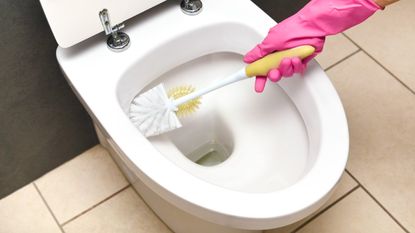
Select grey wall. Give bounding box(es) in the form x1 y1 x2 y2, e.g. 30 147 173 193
0 0 98 198
252 0 310 22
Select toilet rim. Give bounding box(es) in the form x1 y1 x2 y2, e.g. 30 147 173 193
61 41 349 232
91 60 349 228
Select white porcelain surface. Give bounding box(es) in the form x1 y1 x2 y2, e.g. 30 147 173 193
56 0 348 230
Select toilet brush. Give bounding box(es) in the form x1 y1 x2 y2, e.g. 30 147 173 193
129 45 315 137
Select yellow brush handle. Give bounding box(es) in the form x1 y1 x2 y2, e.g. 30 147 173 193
245 45 315 77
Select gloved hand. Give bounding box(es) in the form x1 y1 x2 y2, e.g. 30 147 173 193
244 0 381 93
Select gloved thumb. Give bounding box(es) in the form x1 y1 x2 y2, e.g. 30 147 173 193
244 44 267 63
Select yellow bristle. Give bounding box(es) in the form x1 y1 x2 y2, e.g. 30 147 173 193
167 85 201 117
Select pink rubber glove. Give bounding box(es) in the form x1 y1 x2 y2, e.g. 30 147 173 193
244 0 381 93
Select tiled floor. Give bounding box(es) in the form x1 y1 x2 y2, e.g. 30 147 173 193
1 1 414 232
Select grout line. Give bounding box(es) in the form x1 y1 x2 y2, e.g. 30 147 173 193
129 185 176 233
291 185 360 233
341 33 415 95
345 170 410 233
324 49 361 72
33 183 66 233
60 184 130 227
99 146 175 231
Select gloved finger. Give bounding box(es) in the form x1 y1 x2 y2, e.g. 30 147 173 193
254 76 267 93
268 69 282 82
279 58 294 77
292 57 306 74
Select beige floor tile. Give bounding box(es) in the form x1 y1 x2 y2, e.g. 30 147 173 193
327 52 415 231
315 34 359 70
296 188 405 233
63 187 172 233
345 0 415 91
266 172 358 233
0 184 61 233
35 145 129 224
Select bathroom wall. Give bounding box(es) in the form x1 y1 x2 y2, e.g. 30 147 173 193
0 0 309 199
252 0 310 22
0 0 98 198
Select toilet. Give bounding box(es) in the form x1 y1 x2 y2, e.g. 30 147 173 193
42 0 349 232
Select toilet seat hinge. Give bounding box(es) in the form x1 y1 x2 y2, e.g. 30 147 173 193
99 9 130 52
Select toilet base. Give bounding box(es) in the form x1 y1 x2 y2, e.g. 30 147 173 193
131 174 263 233
94 123 263 233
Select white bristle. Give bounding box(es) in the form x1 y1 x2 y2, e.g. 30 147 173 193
129 84 182 137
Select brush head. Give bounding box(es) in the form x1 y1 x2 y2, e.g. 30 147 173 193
167 85 201 117
129 84 201 137
129 84 182 137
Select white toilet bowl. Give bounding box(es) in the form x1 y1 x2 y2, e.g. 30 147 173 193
56 0 349 232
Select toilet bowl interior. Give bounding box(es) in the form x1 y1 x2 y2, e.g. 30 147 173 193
117 23 321 193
